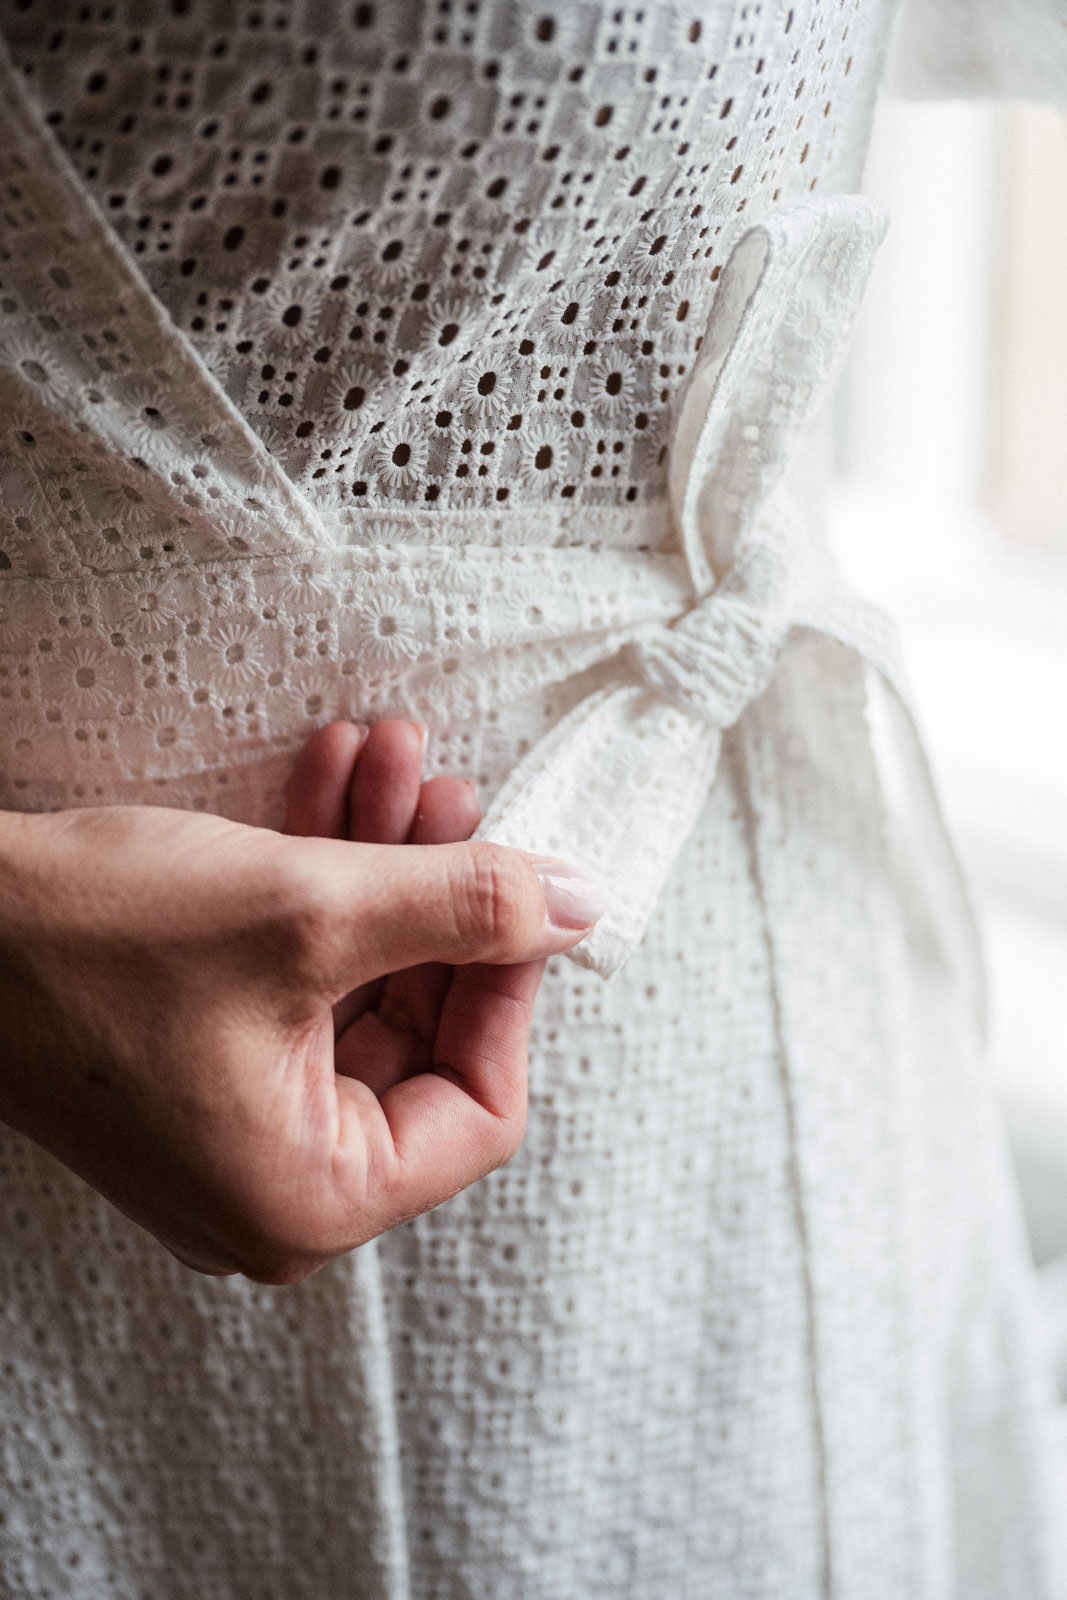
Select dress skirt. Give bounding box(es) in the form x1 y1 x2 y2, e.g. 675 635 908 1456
0 639 1058 1600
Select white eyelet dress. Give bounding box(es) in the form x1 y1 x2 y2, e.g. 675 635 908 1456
0 3 1064 1597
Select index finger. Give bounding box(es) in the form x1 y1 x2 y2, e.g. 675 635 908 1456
334 956 544 1229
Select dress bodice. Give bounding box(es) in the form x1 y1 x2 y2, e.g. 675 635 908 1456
1 0 893 517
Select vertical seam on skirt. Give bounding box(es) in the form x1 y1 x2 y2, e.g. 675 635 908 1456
348 1239 413 1600
731 718 835 1600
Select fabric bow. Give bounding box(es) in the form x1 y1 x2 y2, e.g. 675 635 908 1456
476 197 914 978
622 523 794 728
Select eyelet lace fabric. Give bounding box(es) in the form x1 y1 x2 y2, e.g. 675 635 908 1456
2 0 875 522
0 4 1062 1599
0 0 891 823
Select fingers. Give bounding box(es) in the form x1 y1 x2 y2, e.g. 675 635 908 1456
283 721 368 837
285 721 476 849
335 957 545 1229
410 776 481 846
333 1007 431 1097
340 775 483 1077
283 718 431 844
299 835 609 994
431 958 544 1124
348 720 425 844
331 719 435 1031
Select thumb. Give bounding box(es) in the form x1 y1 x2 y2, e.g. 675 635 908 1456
297 837 609 992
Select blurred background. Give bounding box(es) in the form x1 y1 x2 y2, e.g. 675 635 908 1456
832 96 1067 1409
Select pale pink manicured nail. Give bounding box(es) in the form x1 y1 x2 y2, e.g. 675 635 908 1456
531 859 610 930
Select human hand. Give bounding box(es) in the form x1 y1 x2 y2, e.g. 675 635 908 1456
0 744 605 1282
283 718 504 1090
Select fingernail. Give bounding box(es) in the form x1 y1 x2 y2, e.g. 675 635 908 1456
409 721 425 742
531 859 610 930
352 722 369 745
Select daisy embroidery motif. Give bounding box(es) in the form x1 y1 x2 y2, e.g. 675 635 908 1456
98 478 158 529
627 219 683 284
513 221 575 286
583 351 636 420
374 426 427 491
339 222 413 294
354 590 423 664
143 705 195 754
515 422 573 490
0 326 58 392
476 141 534 209
254 417 310 473
282 672 341 727
279 564 335 605
782 289 825 349
6 715 43 764
199 511 259 557
0 522 38 578
118 585 180 636
351 517 410 549
318 363 380 434
424 291 485 354
498 581 552 641
2 399 62 455
0 596 32 646
533 289 593 355
238 276 319 354
453 362 509 422
61 645 114 710
210 623 263 685
119 380 177 456
612 152 657 209
417 61 473 126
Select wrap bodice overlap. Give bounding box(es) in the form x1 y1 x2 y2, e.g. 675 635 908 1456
0 46 975 985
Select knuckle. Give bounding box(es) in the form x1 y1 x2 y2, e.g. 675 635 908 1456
435 1055 528 1175
453 843 527 955
269 852 338 960
475 1104 528 1179
493 1106 528 1168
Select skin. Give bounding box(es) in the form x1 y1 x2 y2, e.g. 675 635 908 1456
0 720 594 1284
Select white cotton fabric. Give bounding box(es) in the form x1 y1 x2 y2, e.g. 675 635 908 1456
0 3 1062 1597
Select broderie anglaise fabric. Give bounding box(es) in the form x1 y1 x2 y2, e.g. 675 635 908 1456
0 6 1060 1600
0 12 974 989
0 0 878 521
0 0 882 821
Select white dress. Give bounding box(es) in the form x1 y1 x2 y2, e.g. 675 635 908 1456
0 2 1064 1596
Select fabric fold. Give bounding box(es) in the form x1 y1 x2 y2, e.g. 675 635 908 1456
0 32 334 566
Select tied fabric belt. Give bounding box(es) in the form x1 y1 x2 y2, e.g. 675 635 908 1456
473 197 928 977
475 507 911 977
0 48 981 999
